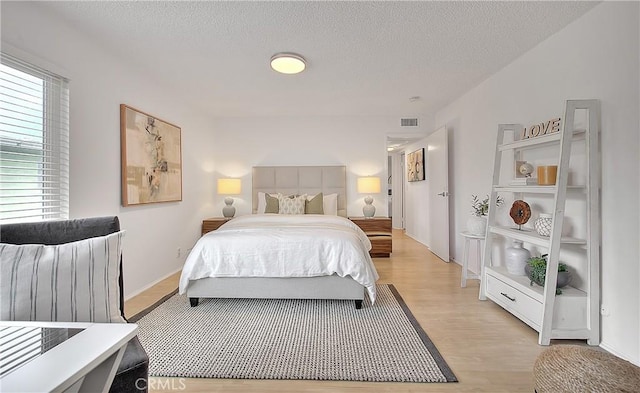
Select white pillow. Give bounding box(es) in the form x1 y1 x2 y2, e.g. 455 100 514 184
323 193 338 215
277 194 306 214
0 231 126 323
257 192 267 213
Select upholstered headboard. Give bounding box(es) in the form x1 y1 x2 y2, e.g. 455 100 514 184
252 166 347 217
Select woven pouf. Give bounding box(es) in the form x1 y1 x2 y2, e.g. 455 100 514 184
534 345 640 393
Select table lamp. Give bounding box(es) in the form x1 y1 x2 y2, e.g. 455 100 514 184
357 176 381 218
217 178 241 218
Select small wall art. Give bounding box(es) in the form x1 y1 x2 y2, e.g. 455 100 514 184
407 147 425 182
120 104 182 206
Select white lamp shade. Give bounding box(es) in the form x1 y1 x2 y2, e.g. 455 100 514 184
217 178 241 195
357 177 381 194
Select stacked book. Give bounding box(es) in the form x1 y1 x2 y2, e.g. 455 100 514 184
510 177 538 186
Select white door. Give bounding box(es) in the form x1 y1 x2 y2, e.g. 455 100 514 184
427 127 450 262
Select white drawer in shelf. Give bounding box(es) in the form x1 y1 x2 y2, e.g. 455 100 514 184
485 266 589 332
486 272 543 330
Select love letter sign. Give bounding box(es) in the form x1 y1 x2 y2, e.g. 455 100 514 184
521 117 561 140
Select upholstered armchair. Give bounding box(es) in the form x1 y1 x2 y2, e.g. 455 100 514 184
0 216 149 392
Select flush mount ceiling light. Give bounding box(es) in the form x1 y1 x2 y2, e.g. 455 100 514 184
270 52 306 74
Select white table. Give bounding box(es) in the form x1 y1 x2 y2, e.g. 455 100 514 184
459 231 485 287
0 321 137 393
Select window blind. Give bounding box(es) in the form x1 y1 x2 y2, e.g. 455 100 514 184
0 53 69 223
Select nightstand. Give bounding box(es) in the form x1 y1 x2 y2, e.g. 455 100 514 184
201 217 232 236
348 217 392 257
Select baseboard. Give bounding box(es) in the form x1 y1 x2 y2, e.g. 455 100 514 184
124 267 182 301
599 341 640 366
404 231 428 247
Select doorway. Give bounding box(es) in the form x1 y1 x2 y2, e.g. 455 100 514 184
387 133 425 229
386 130 450 262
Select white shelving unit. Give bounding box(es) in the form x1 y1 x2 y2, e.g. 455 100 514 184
478 100 600 345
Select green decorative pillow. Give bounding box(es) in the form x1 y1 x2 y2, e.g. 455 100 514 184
265 193 279 213
305 192 324 214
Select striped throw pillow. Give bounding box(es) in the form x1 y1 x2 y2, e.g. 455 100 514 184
0 231 126 323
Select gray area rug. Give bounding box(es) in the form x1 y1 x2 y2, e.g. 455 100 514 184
131 284 457 382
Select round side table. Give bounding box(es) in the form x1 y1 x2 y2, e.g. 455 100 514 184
459 231 484 287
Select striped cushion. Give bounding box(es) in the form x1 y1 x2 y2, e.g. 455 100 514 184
0 231 126 323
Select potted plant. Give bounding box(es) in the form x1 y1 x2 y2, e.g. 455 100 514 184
525 254 572 294
467 194 504 235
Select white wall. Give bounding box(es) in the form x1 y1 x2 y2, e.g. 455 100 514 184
208 116 394 218
435 2 639 364
2 2 217 298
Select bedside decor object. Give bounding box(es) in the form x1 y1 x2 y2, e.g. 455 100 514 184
534 213 553 236
120 104 182 206
357 177 381 217
505 240 530 275
525 254 572 294
467 194 504 236
218 178 241 218
407 148 425 182
537 165 558 185
509 199 531 229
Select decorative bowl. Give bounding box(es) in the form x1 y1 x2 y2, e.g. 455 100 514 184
525 264 572 288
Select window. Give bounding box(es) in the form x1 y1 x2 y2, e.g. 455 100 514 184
0 53 69 223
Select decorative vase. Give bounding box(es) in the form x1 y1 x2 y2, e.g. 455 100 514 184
505 240 530 275
534 213 553 236
466 216 487 236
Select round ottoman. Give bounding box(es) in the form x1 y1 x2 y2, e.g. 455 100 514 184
533 345 640 393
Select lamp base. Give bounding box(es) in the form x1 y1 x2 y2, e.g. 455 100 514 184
222 197 236 218
363 196 375 218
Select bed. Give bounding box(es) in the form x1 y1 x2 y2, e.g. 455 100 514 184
179 166 379 309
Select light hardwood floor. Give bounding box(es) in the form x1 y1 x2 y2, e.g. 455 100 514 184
125 229 551 392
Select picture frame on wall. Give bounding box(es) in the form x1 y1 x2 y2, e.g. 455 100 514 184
120 104 182 206
407 147 425 182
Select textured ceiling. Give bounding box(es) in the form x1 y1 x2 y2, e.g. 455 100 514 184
40 1 597 120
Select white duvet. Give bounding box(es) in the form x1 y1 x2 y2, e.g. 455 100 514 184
179 214 379 302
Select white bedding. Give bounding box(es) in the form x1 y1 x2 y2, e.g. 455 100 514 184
179 214 379 302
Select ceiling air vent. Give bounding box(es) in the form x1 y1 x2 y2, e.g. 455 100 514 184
401 118 418 127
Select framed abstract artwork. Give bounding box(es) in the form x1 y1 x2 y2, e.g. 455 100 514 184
407 147 425 182
120 104 182 206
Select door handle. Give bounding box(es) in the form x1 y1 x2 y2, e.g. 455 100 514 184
437 192 449 197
